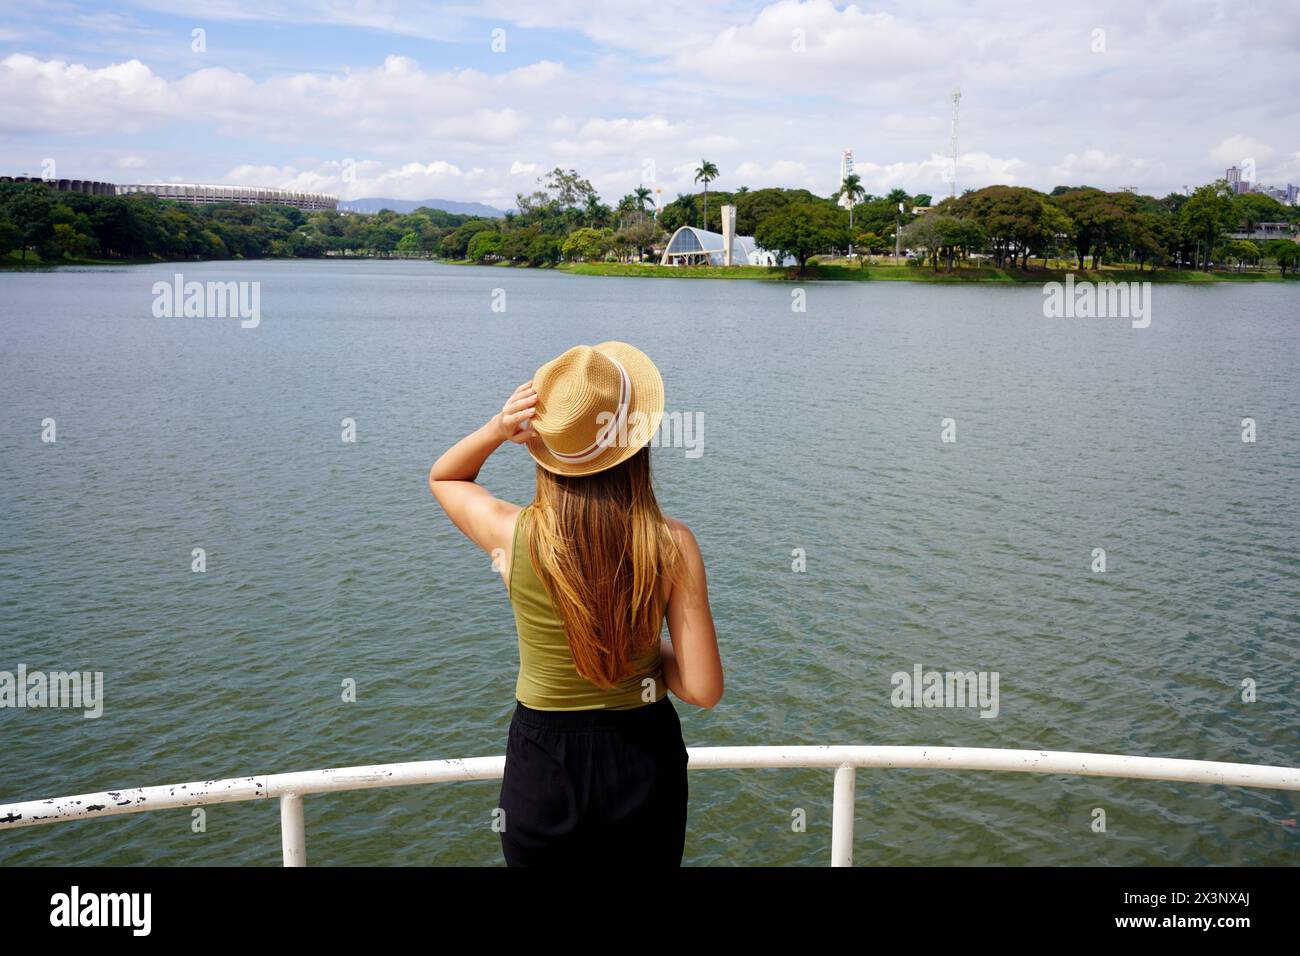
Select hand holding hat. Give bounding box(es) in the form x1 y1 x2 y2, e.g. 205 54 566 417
523 342 664 476
496 380 539 444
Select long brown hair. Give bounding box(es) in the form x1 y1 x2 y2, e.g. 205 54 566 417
526 446 681 688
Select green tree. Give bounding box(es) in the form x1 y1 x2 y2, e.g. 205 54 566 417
440 220 497 259
467 230 503 261
753 202 850 272
854 229 884 259
583 194 611 228
948 185 1060 268
1179 181 1234 269
3 183 54 260
0 219 23 257
537 168 596 208
396 231 421 256
615 211 659 263
561 226 613 261
499 223 538 263
516 167 598 230
526 233 562 266
853 193 918 241
1265 238 1300 275
1232 192 1288 238
658 193 698 234
838 173 867 240
732 187 821 234
52 222 94 258
933 215 983 271
694 159 719 228
1051 188 1129 269
1223 239 1259 272
1127 211 1167 271
899 216 942 270
899 215 979 272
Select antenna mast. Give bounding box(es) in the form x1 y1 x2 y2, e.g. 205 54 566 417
949 87 961 198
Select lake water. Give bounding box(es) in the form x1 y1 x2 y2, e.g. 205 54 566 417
1 259 1296 866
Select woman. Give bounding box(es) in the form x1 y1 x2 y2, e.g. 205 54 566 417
428 341 723 867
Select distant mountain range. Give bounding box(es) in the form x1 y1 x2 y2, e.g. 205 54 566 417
338 197 507 217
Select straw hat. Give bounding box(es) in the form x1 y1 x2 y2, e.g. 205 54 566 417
525 341 664 476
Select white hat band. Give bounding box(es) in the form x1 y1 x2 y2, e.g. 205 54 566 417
545 358 632 464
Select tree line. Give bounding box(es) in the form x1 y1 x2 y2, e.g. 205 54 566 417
897 182 1300 274
3 165 1297 274
0 181 481 263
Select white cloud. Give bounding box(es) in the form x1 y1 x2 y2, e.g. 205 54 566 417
1 52 559 148
6 1 1299 205
667 0 952 92
1208 135 1275 166
881 114 943 135
0 54 175 134
685 133 742 153
217 158 502 202
848 152 1026 195
1049 150 1149 184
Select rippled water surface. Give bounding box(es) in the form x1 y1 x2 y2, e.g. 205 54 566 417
1 260 1297 865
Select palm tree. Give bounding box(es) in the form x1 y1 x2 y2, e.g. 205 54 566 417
583 194 608 228
838 173 867 257
694 159 719 229
634 184 653 213
838 173 866 231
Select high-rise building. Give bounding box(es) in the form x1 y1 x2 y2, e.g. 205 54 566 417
1252 184 1292 203
837 149 854 209
1225 166 1252 195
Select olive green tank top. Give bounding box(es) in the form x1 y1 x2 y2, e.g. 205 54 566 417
508 504 666 710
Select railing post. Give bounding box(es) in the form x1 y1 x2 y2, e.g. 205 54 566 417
831 764 855 867
280 793 306 867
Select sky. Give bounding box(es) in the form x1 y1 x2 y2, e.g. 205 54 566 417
2 0 1298 208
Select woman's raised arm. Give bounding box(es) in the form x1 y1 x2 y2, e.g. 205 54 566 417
428 381 536 558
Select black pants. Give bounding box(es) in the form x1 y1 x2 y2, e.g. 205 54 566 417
498 695 688 866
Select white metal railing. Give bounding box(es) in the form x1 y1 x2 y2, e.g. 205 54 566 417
3 746 1297 866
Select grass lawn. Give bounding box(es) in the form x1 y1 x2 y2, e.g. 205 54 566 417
1 250 157 268
561 259 1298 283
6 249 1294 283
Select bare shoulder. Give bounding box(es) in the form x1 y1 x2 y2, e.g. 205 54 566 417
663 516 703 562
664 515 693 542
477 496 523 560
495 498 523 539
491 499 524 586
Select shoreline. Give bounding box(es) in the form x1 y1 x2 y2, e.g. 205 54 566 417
558 261 1299 283
5 253 1297 284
